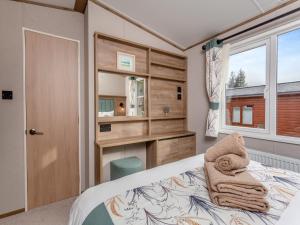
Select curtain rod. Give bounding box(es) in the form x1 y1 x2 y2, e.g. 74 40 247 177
202 7 300 51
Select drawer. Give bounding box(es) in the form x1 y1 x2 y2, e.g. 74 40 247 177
156 135 196 165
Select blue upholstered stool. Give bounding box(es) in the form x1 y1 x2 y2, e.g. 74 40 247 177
110 156 144 180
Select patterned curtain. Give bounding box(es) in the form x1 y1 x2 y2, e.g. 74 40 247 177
205 40 229 137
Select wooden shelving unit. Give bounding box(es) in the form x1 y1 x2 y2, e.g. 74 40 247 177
94 32 195 184
99 67 185 82
97 116 149 123
151 116 186 120
150 61 186 71
95 33 188 129
151 74 186 82
98 67 150 78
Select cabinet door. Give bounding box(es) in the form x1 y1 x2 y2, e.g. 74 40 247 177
156 135 196 165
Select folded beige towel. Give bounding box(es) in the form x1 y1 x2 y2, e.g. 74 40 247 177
205 162 267 196
205 133 249 175
205 133 246 162
204 162 269 212
215 154 250 176
207 187 270 212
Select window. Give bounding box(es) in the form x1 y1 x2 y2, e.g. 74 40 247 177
225 44 267 129
221 21 300 143
232 107 241 123
277 28 300 138
242 106 253 125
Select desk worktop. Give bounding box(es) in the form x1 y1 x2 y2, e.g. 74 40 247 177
96 131 195 149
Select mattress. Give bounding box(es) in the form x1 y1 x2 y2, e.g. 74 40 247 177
68 154 300 225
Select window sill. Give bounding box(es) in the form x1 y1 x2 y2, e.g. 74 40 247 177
219 128 300 145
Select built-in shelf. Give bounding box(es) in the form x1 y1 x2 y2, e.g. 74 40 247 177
151 116 186 120
151 48 186 59
153 131 195 140
95 33 195 185
97 67 186 82
151 61 186 71
95 32 149 50
97 116 149 123
98 67 150 78
151 74 186 82
98 94 126 98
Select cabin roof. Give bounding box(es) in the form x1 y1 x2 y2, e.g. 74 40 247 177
226 81 300 98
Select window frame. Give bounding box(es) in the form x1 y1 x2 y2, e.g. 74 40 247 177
221 39 270 135
229 105 254 127
242 105 254 126
232 106 241 124
220 20 300 145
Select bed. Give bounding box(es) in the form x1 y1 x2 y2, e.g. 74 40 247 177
69 154 300 225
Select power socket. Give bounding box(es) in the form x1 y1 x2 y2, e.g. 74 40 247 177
2 90 13 100
100 124 111 132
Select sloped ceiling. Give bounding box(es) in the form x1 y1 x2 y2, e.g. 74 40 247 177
20 0 292 48
98 0 291 48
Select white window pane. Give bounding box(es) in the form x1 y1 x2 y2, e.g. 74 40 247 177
277 28 300 138
226 45 266 129
229 46 266 87
232 107 240 123
278 28 300 84
243 106 253 125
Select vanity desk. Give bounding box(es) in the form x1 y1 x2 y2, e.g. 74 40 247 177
95 131 195 184
94 33 196 184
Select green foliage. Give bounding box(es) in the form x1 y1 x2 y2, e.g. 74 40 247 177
235 69 247 87
227 72 236 88
227 69 247 88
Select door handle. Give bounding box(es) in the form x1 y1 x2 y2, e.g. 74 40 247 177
29 129 44 135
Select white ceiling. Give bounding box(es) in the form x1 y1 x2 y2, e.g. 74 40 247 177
98 0 290 48
28 0 290 48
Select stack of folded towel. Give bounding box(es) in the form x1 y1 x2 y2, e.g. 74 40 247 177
204 133 269 212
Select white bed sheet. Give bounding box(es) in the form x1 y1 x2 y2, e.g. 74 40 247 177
275 191 300 225
68 154 299 225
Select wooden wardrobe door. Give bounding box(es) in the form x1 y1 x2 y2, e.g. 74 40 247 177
25 31 79 209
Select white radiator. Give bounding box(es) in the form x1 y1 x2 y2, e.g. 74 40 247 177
248 149 300 173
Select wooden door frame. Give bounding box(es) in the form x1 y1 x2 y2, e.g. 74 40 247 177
22 28 81 211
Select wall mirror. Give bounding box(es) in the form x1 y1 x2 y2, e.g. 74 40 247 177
97 72 146 117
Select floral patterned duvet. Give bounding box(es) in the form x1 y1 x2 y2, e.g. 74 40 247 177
104 163 300 225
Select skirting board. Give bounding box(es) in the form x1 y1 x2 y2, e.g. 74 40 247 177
0 208 25 219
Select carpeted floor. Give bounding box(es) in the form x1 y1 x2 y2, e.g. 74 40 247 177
0 198 75 225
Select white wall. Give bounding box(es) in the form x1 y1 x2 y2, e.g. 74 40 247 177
186 1 300 158
87 0 183 186
0 0 85 214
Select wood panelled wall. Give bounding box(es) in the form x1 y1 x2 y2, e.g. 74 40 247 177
227 94 300 138
226 96 265 129
277 94 300 137
94 33 188 141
